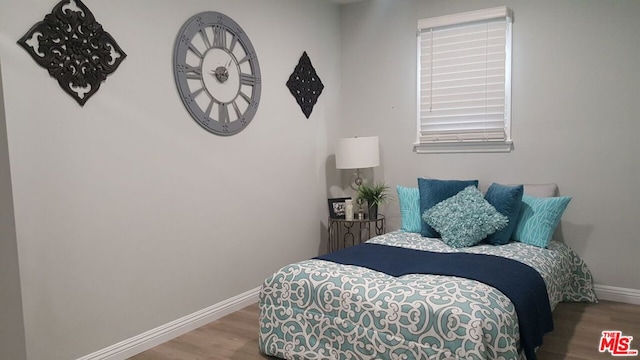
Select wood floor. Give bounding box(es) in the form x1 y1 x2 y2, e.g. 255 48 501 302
130 300 640 360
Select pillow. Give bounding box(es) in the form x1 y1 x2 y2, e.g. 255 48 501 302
423 186 509 248
396 186 421 233
512 195 571 248
418 178 479 238
484 183 524 245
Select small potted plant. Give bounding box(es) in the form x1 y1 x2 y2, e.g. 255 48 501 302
357 181 390 219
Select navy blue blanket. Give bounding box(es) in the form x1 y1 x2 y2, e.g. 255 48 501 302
315 243 552 360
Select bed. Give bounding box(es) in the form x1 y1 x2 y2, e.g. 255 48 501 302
258 230 596 360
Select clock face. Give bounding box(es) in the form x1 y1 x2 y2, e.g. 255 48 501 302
173 12 261 136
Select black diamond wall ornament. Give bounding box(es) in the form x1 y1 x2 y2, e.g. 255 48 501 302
286 51 324 118
17 0 126 106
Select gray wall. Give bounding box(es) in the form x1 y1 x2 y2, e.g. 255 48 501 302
0 1 341 359
0 62 27 360
340 0 640 289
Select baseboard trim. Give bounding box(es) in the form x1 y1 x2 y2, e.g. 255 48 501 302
594 284 640 305
76 286 261 360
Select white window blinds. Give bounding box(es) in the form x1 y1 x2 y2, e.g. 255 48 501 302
416 7 513 153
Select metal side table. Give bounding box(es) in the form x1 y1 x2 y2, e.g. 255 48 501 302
327 215 385 252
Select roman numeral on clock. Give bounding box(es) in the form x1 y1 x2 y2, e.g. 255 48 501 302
213 26 226 49
240 73 256 86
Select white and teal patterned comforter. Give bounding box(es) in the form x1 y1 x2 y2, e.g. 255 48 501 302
259 231 596 360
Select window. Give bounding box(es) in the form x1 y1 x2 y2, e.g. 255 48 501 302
415 7 513 153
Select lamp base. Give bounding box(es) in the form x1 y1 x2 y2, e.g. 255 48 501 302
350 169 363 191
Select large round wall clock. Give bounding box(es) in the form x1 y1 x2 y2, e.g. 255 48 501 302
173 12 261 136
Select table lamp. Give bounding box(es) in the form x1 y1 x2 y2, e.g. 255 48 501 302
335 136 380 190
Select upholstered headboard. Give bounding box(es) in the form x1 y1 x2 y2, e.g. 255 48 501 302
522 183 559 198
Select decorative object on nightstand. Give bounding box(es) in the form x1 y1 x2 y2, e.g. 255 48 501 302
173 11 261 136
17 0 126 106
345 199 354 221
335 136 380 190
357 181 389 220
286 51 324 118
327 216 385 252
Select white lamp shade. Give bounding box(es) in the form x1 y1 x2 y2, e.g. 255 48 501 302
335 136 380 169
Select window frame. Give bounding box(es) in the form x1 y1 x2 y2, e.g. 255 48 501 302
414 7 513 154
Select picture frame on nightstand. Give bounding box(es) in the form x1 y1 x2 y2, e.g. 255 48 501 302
327 197 351 219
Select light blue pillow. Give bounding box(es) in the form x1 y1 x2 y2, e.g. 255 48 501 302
512 195 572 248
484 183 524 245
396 186 421 233
418 178 479 238
423 186 509 248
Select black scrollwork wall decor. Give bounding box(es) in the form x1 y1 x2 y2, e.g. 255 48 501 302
17 0 126 106
286 51 324 119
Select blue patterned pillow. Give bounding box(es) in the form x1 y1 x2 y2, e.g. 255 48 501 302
418 178 479 238
512 195 571 248
423 186 509 248
484 183 524 245
396 186 421 233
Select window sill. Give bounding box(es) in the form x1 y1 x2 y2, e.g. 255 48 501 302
413 140 513 154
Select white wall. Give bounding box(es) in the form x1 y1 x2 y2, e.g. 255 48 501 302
0 0 341 359
340 0 640 290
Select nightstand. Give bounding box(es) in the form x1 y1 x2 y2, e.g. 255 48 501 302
327 215 385 252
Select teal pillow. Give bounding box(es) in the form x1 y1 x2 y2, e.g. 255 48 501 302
484 183 524 245
418 178 479 238
423 186 509 248
396 186 421 233
512 195 572 248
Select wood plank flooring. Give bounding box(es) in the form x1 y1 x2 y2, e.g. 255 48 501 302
537 301 640 360
130 300 640 360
